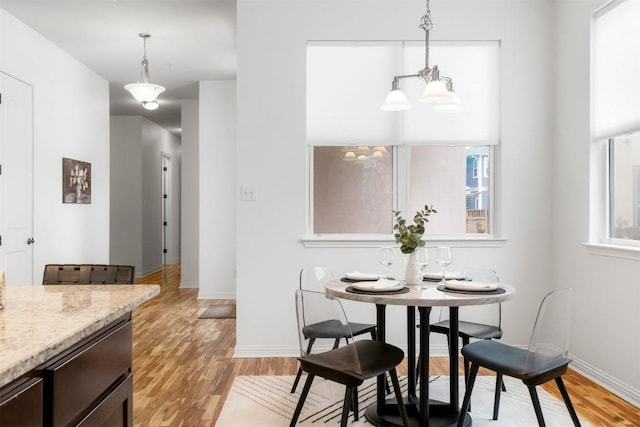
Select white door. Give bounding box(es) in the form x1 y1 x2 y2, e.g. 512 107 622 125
0 72 34 285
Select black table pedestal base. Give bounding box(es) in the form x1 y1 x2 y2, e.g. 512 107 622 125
364 399 472 427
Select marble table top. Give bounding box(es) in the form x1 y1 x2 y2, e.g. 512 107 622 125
0 284 159 388
326 281 515 307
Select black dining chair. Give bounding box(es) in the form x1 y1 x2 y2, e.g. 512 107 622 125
290 289 408 427
290 266 377 394
457 288 581 427
428 268 506 393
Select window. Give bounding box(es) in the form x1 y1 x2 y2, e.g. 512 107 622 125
307 41 499 239
608 133 640 243
313 146 393 234
592 0 640 247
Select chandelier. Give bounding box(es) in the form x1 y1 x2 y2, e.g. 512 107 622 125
380 0 460 112
124 33 165 110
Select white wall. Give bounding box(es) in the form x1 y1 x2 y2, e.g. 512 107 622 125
198 81 237 299
110 117 143 271
236 0 554 357
0 9 110 276
180 100 199 288
554 0 640 406
110 116 181 276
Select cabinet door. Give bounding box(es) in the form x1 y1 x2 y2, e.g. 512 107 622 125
0 377 43 426
76 374 132 427
46 320 132 426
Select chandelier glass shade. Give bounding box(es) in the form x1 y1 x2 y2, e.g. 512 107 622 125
381 0 460 111
124 33 165 105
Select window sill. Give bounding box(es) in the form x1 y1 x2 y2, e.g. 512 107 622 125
583 243 640 261
302 235 507 248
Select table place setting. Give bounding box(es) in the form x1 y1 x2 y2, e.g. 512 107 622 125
340 273 411 295
437 278 506 295
341 271 384 282
422 271 466 282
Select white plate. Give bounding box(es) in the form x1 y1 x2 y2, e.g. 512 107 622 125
423 271 464 280
443 280 498 292
352 279 404 292
345 271 382 281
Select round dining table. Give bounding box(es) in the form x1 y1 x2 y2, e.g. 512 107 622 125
325 280 516 427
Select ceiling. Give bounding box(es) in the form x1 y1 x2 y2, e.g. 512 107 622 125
0 0 237 137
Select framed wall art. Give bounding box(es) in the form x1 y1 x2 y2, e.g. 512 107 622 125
62 158 92 204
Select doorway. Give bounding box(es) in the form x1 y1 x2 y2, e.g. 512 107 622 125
0 72 34 285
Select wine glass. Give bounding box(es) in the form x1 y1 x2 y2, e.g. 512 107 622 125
378 246 394 279
435 246 452 281
413 248 429 287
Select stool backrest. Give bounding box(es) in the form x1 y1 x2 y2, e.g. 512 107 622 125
43 264 135 285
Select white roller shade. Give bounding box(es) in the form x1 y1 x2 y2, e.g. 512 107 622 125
402 42 500 145
592 0 640 140
306 41 500 146
306 42 400 146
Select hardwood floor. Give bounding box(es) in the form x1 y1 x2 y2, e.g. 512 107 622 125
133 264 640 426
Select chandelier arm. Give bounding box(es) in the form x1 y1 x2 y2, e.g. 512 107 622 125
389 74 421 91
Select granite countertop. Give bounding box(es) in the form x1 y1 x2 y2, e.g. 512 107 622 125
0 284 160 388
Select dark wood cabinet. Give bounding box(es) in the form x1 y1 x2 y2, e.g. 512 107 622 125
0 377 43 426
0 315 133 427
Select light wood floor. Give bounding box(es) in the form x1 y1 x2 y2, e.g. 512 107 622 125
133 264 639 426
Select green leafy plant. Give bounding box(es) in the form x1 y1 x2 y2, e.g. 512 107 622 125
393 204 437 254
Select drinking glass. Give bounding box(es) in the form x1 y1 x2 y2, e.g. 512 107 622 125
378 246 394 279
414 248 429 286
435 246 452 281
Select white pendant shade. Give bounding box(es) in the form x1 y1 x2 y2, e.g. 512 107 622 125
380 89 411 111
125 83 166 103
142 100 160 110
419 80 452 103
434 91 462 113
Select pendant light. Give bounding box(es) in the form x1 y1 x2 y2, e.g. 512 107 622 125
381 0 460 111
124 33 165 106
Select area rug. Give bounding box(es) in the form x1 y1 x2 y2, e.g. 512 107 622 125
216 375 590 426
198 304 236 319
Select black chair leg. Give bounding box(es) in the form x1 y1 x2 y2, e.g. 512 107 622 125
527 385 547 427
291 338 316 393
341 386 354 427
291 367 304 394
493 373 503 420
555 377 582 427
458 363 479 427
290 374 315 427
352 387 359 420
462 338 471 412
389 368 409 427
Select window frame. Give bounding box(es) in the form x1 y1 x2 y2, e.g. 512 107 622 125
304 144 505 248
587 0 640 259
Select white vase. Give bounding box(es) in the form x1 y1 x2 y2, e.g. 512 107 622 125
404 252 422 285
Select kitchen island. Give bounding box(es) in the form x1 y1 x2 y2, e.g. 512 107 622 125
0 284 159 426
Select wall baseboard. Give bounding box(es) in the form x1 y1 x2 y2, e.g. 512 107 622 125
198 291 235 299
569 353 639 408
232 344 639 408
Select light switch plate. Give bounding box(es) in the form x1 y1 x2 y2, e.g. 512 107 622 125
240 186 257 201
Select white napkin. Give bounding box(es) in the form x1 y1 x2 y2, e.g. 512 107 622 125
345 271 382 281
353 279 402 292
423 271 464 280
444 280 498 292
